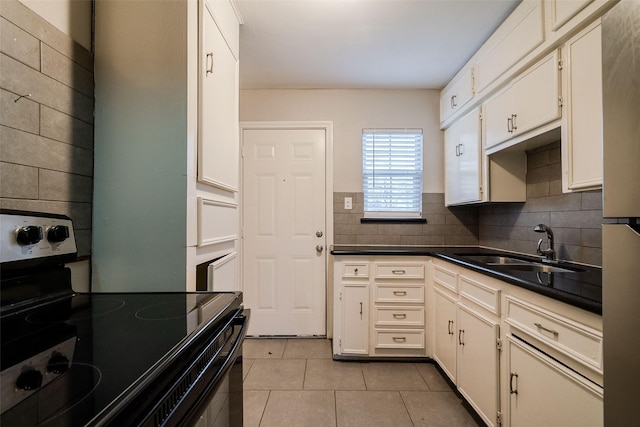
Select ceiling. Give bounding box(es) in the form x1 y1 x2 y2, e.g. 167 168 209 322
235 0 521 90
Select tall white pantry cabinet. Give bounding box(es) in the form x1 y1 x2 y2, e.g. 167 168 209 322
93 0 241 292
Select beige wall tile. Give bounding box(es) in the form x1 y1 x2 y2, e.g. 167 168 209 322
0 88 39 133
0 162 38 198
0 16 40 69
40 105 93 149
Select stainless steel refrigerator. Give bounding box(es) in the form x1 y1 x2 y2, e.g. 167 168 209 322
602 1 640 425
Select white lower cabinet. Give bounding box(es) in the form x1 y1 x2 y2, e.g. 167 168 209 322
506 336 603 427
333 259 370 356
430 261 502 426
457 303 501 427
341 283 369 355
433 287 458 382
333 257 426 358
429 259 602 427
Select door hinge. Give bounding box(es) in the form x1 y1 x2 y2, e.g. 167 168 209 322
558 59 563 70
558 96 564 108
496 338 503 351
497 411 503 425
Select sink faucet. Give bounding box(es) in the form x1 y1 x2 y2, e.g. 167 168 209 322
534 224 555 261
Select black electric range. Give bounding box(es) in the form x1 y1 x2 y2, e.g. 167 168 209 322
0 210 248 426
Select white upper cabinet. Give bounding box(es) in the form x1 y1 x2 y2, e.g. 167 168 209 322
198 0 240 192
484 50 561 151
475 0 545 94
561 20 603 192
440 67 475 125
444 107 483 206
549 0 595 31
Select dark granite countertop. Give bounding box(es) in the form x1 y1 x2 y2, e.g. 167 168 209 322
330 245 602 315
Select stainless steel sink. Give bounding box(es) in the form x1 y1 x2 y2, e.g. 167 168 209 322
455 253 584 274
494 263 581 274
454 254 529 264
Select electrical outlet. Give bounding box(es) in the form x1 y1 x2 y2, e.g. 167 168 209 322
344 197 352 210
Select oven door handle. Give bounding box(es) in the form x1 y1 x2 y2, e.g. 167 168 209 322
173 308 250 427
139 308 251 427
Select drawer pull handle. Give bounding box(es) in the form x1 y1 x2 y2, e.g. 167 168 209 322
393 291 407 296
354 268 358 274
447 320 454 335
510 372 518 395
392 336 407 343
534 322 559 337
392 270 406 275
458 329 465 346
393 313 407 319
359 302 363 317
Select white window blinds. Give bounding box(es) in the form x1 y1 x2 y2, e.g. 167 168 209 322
362 129 423 217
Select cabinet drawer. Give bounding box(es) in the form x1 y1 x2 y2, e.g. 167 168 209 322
459 274 501 316
375 263 424 279
374 307 424 327
375 285 424 303
433 263 458 293
505 297 603 372
342 263 369 278
374 330 425 349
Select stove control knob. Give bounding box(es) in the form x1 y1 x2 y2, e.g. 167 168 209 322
47 353 70 374
47 225 70 243
16 226 43 246
16 369 43 391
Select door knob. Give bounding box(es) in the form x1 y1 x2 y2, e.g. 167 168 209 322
316 245 324 253
316 231 323 237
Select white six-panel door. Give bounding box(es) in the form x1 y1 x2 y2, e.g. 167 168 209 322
242 128 326 336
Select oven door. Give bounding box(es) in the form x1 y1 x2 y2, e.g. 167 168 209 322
184 309 249 427
143 308 250 427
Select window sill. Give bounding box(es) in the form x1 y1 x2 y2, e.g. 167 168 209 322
360 218 427 224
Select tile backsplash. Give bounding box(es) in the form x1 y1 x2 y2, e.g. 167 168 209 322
479 142 604 266
334 141 605 266
333 192 479 246
0 0 94 256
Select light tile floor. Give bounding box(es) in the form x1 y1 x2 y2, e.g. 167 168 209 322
242 338 482 427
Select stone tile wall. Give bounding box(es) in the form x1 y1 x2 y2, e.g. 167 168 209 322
478 142 606 266
333 192 479 246
0 0 93 256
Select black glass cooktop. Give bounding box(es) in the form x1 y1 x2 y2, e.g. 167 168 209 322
1 291 241 426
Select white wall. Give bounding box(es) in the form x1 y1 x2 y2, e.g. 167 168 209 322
239 89 444 193
19 0 92 50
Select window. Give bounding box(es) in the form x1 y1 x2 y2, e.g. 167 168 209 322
362 128 423 219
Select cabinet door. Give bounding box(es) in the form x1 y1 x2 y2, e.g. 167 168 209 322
550 0 594 31
475 0 544 92
444 108 482 206
433 287 458 383
484 85 514 149
507 337 603 427
484 51 560 150
511 50 561 137
561 21 603 192
341 284 369 355
198 1 240 191
440 68 474 123
457 304 500 427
